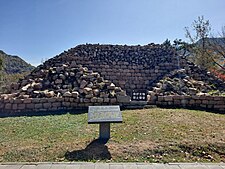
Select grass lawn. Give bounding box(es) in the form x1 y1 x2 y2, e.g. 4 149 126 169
0 108 225 163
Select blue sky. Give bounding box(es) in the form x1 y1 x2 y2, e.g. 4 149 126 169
0 0 224 66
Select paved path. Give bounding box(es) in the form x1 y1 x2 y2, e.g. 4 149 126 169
0 163 225 169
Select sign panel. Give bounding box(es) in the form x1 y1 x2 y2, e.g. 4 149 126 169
131 90 147 101
88 105 122 124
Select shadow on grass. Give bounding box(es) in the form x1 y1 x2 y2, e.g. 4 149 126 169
65 139 111 161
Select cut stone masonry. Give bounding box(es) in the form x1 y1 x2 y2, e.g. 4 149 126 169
0 43 225 115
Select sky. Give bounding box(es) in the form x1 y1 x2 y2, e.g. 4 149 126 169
0 0 225 66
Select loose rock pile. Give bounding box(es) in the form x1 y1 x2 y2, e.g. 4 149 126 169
70 43 176 68
148 61 225 97
8 61 126 102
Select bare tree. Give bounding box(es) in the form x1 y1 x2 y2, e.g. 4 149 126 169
206 26 225 70
184 16 213 69
184 16 225 71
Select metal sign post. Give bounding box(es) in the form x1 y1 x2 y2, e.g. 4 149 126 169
88 105 122 141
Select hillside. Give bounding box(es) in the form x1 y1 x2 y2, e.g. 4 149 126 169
196 37 225 48
0 50 35 74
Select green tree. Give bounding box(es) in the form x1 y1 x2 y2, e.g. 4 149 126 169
162 39 172 49
173 39 190 56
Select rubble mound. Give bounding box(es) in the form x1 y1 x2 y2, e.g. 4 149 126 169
43 43 177 69
149 63 225 96
69 43 176 68
5 44 225 101
9 61 126 100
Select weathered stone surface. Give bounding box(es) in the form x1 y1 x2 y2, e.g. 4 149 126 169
43 103 51 109
21 84 31 92
33 83 43 90
5 103 11 109
23 98 32 104
85 94 94 99
35 103 42 109
91 97 98 103
1 43 225 114
93 89 100 96
71 91 79 98
62 102 70 107
63 91 72 97
44 90 55 98
3 60 126 114
107 83 116 90
12 104 17 110
52 102 61 107
100 92 109 98
148 69 225 97
18 104 25 110
83 87 92 95
26 103 35 109
110 98 117 103
97 98 104 103
103 98 110 103
80 80 88 88
55 79 63 84
117 95 131 103
164 96 173 101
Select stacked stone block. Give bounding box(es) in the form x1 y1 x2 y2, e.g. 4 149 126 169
148 95 225 113
43 44 178 94
0 43 225 115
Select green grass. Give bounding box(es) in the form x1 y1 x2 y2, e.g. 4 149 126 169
0 108 225 163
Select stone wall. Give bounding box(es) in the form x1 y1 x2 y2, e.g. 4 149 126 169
148 95 225 113
1 94 224 115
0 95 118 116
44 44 180 94
0 43 225 115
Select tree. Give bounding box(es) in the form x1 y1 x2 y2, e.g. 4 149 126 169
173 39 189 57
206 26 225 70
184 16 213 69
184 16 225 71
162 39 172 49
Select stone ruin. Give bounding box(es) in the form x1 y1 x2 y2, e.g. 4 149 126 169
1 43 225 115
10 63 125 101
